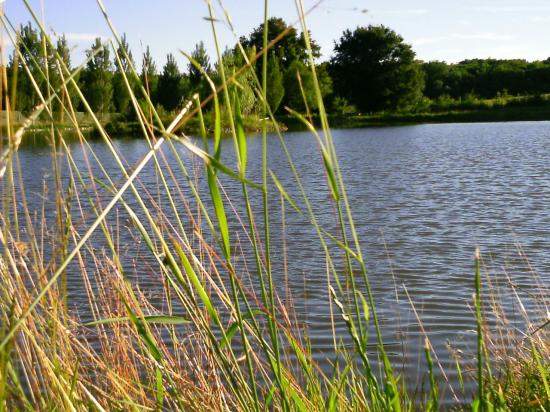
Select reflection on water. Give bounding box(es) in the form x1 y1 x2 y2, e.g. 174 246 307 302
11 121 550 402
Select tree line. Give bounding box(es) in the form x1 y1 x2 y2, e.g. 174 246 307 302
7 19 550 120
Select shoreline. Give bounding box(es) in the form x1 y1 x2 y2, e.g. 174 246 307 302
7 102 550 136
283 103 550 130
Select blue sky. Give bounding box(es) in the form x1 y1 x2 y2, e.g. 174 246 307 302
4 0 550 71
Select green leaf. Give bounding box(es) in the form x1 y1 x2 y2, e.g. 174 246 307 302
285 330 312 376
219 309 265 349
214 95 221 160
356 291 370 350
156 367 164 409
123 300 162 363
326 363 351 412
172 240 220 325
321 148 340 201
207 168 230 259
234 92 247 174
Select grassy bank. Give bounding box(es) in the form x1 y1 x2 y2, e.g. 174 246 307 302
278 99 550 130
0 1 549 411
337 103 550 128
3 110 283 137
9 94 550 135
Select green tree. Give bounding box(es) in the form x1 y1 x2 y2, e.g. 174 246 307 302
141 45 158 103
242 17 320 67
82 37 113 116
283 61 312 112
330 25 424 112
241 17 321 113
316 62 334 103
50 34 78 114
112 34 136 116
265 54 284 113
188 41 211 99
283 61 333 113
422 61 451 99
55 35 71 71
219 46 258 115
11 23 43 113
157 53 182 111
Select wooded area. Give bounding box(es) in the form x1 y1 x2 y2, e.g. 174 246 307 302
7 18 550 122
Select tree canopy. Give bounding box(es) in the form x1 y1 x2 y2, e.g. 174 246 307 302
140 45 159 103
8 19 550 125
157 53 183 111
82 37 113 115
112 34 136 115
218 46 258 115
422 59 550 100
241 17 320 66
329 25 424 112
188 41 211 99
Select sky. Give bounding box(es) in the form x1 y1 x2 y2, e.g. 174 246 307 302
3 0 550 71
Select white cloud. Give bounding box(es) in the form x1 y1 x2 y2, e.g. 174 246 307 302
469 44 550 60
378 9 428 16
412 32 514 46
451 33 514 41
532 16 550 23
467 5 550 13
412 36 448 46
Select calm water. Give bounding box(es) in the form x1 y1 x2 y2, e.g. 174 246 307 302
12 121 550 402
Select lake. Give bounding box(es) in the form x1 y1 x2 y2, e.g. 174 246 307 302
11 121 550 403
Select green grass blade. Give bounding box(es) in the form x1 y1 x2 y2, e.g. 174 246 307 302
234 92 247 174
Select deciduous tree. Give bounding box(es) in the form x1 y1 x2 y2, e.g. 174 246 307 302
330 25 424 112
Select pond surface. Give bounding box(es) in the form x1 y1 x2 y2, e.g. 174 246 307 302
13 121 550 403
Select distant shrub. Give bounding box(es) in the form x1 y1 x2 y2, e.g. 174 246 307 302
331 96 357 116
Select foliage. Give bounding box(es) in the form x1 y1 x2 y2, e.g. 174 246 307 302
10 23 44 112
218 46 258 115
157 53 183 111
241 17 320 67
422 58 550 100
330 25 424 112
330 96 357 116
81 37 113 115
488 356 550 411
241 17 322 115
188 41 211 99
112 34 136 116
1 4 550 412
283 60 333 113
9 18 550 127
141 45 159 103
49 34 78 114
265 54 284 113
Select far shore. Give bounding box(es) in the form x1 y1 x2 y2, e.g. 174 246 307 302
5 101 550 137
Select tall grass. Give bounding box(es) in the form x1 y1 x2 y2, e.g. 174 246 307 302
0 1 549 410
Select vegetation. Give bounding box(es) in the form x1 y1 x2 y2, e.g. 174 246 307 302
0 1 549 411
7 16 550 132
422 59 550 100
329 25 424 113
